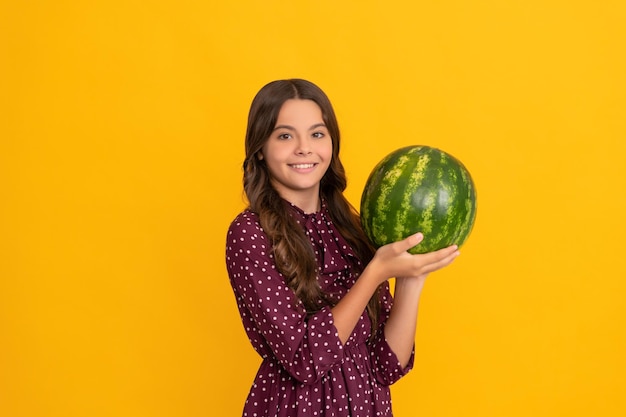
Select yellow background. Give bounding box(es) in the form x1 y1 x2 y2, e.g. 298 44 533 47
2 1 625 416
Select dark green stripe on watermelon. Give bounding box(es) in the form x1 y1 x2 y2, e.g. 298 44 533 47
360 146 477 254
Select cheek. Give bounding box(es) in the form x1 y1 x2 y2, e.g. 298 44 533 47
322 141 334 160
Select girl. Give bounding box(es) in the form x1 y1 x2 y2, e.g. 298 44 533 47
226 79 459 417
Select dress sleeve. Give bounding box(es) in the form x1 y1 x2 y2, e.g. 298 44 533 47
226 213 345 385
368 283 415 386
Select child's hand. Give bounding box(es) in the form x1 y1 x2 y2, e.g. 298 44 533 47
369 233 459 283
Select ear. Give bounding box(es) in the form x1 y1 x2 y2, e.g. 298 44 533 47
256 151 264 160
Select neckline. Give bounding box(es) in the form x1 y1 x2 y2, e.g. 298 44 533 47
284 198 326 217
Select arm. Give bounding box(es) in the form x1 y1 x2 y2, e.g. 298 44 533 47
331 233 459 346
226 213 344 384
382 275 427 368
331 233 458 386
227 213 457 384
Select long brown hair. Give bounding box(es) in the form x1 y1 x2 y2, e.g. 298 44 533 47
242 79 382 336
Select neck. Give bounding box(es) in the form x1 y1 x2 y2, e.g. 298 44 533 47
281 194 321 214
294 196 321 214
272 184 322 214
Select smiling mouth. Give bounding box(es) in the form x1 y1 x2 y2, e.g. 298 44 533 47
289 163 317 169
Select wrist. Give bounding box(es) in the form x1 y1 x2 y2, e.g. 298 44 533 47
394 275 427 293
361 257 386 286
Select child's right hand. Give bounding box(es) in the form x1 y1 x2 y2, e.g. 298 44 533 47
368 232 460 284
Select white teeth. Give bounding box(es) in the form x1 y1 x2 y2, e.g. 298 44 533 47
291 163 315 169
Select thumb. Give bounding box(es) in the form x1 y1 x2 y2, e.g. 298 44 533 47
397 232 424 252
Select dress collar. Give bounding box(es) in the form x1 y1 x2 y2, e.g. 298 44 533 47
283 198 327 219
283 198 361 284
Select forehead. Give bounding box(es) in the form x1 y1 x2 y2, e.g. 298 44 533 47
275 99 324 125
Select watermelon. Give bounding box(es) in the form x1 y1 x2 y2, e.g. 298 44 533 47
360 146 477 254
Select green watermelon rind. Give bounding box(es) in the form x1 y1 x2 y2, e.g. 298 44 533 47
360 146 477 255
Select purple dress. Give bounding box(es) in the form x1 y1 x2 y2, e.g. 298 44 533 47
225 200 414 417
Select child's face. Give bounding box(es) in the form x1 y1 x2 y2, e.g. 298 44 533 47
260 99 333 206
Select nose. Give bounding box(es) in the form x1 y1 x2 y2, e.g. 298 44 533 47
295 137 312 155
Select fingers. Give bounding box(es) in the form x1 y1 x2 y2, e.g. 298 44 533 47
394 232 424 253
374 234 460 280
426 244 459 261
419 245 460 274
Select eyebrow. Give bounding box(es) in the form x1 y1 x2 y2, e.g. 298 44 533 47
273 123 327 131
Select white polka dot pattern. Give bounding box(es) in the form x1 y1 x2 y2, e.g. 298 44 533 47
225 201 414 416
